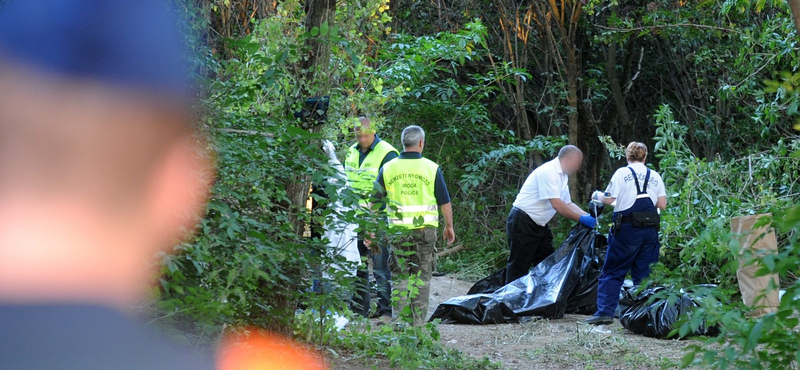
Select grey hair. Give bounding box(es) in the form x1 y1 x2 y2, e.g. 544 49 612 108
401 125 425 148
557 145 582 159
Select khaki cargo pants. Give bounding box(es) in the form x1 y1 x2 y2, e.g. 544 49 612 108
390 227 437 327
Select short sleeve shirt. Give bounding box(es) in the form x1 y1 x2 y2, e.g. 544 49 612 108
605 162 666 213
512 158 571 226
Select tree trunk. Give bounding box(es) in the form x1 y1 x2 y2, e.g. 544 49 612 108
265 0 337 335
788 0 800 37
286 0 336 236
493 0 536 167
207 0 279 56
299 0 336 101
565 51 580 145
606 42 632 144
539 0 583 201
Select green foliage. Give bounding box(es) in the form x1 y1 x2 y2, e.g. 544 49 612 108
588 0 800 158
650 104 799 288
678 206 800 370
598 135 626 160
305 320 500 370
363 18 537 279
763 71 800 131
154 1 519 360
153 0 373 340
154 0 800 368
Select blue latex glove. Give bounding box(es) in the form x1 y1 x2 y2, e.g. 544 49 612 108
579 215 597 228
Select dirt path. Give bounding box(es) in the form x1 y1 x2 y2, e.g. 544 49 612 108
333 276 692 370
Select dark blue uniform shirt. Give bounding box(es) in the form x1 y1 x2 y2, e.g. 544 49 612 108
0 304 214 370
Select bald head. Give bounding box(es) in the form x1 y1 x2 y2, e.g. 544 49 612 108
558 145 582 159
557 145 583 175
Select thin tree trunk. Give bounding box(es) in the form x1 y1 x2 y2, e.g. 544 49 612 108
788 0 800 37
606 42 632 144
299 0 336 100
286 0 336 237
266 0 337 335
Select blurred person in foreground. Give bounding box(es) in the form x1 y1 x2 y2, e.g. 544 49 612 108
0 1 323 369
0 0 214 368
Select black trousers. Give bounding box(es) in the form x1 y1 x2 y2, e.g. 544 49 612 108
505 207 554 284
351 237 392 318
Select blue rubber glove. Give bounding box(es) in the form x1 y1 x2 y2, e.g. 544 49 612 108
579 215 597 228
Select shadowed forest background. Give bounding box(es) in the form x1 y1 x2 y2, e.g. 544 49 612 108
145 0 799 368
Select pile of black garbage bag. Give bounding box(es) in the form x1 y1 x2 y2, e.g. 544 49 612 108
429 224 608 324
618 286 719 339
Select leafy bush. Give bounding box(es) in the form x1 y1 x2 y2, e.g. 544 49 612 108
303 319 500 370
679 205 800 370
152 3 518 364
152 1 374 340
151 1 800 368
617 104 800 370
650 104 799 289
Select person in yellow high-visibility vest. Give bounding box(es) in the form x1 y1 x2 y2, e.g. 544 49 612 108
343 117 399 319
368 125 456 327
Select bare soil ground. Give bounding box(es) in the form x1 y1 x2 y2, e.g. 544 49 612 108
332 276 693 370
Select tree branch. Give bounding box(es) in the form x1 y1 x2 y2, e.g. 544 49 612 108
596 23 738 34
213 128 275 137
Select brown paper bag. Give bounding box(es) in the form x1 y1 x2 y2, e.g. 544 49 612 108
730 214 780 317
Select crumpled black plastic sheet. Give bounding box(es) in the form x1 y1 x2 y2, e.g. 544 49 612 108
430 225 608 324
619 286 719 339
466 268 505 295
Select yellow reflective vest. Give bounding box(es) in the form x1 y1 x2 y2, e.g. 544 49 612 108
344 140 398 203
381 156 440 229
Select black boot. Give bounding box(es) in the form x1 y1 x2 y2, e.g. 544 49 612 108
585 315 613 325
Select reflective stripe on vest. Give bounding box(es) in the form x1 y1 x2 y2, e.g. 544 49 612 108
344 140 399 198
382 157 439 229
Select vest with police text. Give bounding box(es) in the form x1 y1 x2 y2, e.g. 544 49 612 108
381 157 439 229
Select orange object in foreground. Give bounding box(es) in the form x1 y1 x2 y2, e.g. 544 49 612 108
218 329 328 370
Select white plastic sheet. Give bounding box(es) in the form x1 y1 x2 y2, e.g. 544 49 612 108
321 140 359 277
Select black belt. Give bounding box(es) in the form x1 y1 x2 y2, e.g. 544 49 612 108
620 213 659 224
615 211 660 232
511 207 547 228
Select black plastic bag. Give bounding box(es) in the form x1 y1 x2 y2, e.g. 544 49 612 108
465 201 608 299
466 268 506 295
619 286 719 339
430 225 607 324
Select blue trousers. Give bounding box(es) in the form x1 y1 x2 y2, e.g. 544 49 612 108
595 224 660 317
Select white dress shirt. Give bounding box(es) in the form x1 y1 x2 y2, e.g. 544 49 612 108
512 158 572 226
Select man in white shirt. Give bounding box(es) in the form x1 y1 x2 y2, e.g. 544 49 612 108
504 145 596 284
